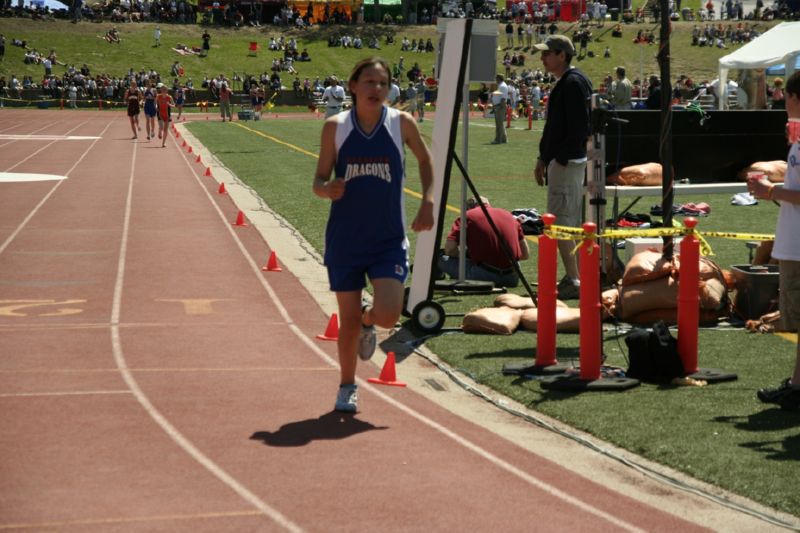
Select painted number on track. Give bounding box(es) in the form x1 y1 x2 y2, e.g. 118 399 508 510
0 299 86 317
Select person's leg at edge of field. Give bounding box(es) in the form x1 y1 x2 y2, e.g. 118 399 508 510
162 118 169 147
336 289 363 387
547 159 582 292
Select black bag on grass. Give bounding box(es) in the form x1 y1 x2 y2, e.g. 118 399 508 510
625 320 684 383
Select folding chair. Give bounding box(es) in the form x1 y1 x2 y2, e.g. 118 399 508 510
248 41 258 56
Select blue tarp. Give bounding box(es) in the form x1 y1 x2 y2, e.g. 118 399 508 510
766 56 800 76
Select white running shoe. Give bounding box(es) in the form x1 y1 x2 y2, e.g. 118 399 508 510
335 384 358 413
358 324 377 361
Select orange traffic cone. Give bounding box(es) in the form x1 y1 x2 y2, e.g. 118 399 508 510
218 182 226 194
368 352 406 387
262 251 282 272
187 146 193 153
316 313 339 341
232 210 248 227
195 154 202 163
181 140 187 147
205 167 212 177
175 131 180 138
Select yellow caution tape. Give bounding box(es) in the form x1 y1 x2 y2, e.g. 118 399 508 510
543 223 774 258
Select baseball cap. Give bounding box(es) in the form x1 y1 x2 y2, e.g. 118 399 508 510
533 35 576 56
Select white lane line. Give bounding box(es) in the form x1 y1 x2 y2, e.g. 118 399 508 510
177 135 646 532
0 121 113 257
0 390 131 398
0 172 68 182
3 120 89 173
110 141 303 533
0 509 262 530
0 134 101 141
0 121 62 149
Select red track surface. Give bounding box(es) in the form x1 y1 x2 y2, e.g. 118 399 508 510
0 110 718 531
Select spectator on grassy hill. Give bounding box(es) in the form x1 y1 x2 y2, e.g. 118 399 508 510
645 75 661 109
387 77 400 105
321 75 345 117
218 81 232 121
533 34 592 299
610 66 633 110
770 77 786 109
270 71 282 92
104 27 120 43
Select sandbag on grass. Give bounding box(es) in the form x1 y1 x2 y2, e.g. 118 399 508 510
493 293 568 309
494 293 536 309
519 306 581 332
736 160 787 183
606 162 663 187
462 307 523 335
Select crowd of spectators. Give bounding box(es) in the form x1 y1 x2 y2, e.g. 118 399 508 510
690 21 761 47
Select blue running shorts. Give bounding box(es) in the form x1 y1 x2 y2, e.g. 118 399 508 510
327 247 409 292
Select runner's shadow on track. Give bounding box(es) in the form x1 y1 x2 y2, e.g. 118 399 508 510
250 411 388 447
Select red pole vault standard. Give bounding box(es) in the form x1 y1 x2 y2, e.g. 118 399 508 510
527 103 533 130
677 217 700 374
536 213 558 367
579 222 601 381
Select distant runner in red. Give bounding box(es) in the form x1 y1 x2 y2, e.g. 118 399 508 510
155 83 174 148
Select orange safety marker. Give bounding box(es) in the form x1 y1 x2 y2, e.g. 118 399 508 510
536 213 558 367
217 182 226 194
187 146 193 153
677 217 700 374
316 313 339 341
232 210 248 227
195 154 202 163
262 251 282 272
181 140 187 147
205 167 213 177
578 222 601 381
368 352 407 387
527 103 533 130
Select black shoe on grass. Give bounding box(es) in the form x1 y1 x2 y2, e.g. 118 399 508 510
757 379 800 411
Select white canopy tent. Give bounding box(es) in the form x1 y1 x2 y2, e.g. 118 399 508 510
718 21 800 109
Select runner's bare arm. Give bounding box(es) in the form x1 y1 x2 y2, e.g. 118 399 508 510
401 112 434 232
312 119 344 200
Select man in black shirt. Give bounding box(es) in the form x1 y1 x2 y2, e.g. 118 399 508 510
645 75 661 109
532 34 592 299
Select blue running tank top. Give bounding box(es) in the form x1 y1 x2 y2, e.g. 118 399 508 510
324 106 407 266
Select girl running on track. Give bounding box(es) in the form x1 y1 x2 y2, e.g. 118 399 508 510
174 83 185 121
142 79 157 140
312 57 434 413
124 81 142 140
155 83 174 148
